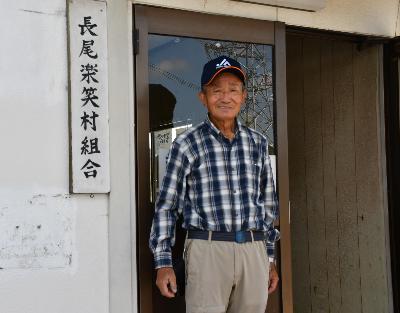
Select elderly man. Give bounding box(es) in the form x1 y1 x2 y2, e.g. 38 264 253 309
149 55 280 313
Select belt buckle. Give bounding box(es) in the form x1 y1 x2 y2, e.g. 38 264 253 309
235 231 246 243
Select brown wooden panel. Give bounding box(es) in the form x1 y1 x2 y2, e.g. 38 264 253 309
136 5 274 44
353 45 389 313
287 34 312 313
303 37 329 312
320 38 341 313
288 32 389 313
333 40 362 313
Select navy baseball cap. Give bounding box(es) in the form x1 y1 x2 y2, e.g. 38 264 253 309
201 55 246 87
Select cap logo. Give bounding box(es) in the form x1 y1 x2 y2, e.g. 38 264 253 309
216 59 231 69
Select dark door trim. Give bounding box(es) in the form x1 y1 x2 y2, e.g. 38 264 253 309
275 21 293 313
134 5 291 313
134 6 152 313
383 39 400 313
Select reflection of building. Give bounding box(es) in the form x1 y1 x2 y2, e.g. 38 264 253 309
149 84 176 131
204 41 275 147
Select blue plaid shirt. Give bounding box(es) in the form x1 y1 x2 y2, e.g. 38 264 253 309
149 116 280 269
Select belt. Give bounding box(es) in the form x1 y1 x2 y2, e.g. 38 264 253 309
187 230 265 244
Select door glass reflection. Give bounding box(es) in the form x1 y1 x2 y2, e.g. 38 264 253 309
148 34 276 200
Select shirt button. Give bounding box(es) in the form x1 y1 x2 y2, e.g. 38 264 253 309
233 190 237 194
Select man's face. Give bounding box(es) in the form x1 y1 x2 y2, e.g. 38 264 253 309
199 72 247 123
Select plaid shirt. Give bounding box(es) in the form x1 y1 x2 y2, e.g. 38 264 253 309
149 116 280 269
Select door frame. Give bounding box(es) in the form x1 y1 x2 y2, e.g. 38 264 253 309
134 5 292 312
384 39 400 313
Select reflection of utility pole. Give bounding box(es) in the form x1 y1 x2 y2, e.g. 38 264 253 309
203 41 274 147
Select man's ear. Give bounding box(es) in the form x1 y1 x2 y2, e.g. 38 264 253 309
198 91 207 107
241 88 247 106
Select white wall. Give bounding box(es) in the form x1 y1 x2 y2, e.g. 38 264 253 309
134 0 400 37
0 1 109 313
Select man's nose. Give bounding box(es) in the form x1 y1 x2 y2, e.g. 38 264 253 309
220 91 231 102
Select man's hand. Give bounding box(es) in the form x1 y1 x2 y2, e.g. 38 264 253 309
156 267 177 298
268 263 279 294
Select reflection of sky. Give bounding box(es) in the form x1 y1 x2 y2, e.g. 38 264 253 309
148 35 275 146
149 35 207 126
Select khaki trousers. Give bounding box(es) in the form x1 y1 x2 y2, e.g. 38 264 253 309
184 237 270 313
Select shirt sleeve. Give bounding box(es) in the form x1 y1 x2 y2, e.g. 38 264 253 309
149 140 190 269
261 147 280 261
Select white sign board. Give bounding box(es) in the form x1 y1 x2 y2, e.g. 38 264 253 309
233 0 326 11
154 128 173 186
69 0 110 193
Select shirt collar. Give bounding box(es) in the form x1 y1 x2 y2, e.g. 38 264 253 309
204 114 243 138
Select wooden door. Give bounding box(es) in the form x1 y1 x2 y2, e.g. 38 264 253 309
287 31 391 313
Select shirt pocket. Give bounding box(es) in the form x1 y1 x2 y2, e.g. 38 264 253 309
242 157 262 182
238 158 261 203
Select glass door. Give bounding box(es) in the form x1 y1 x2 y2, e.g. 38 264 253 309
135 6 290 313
